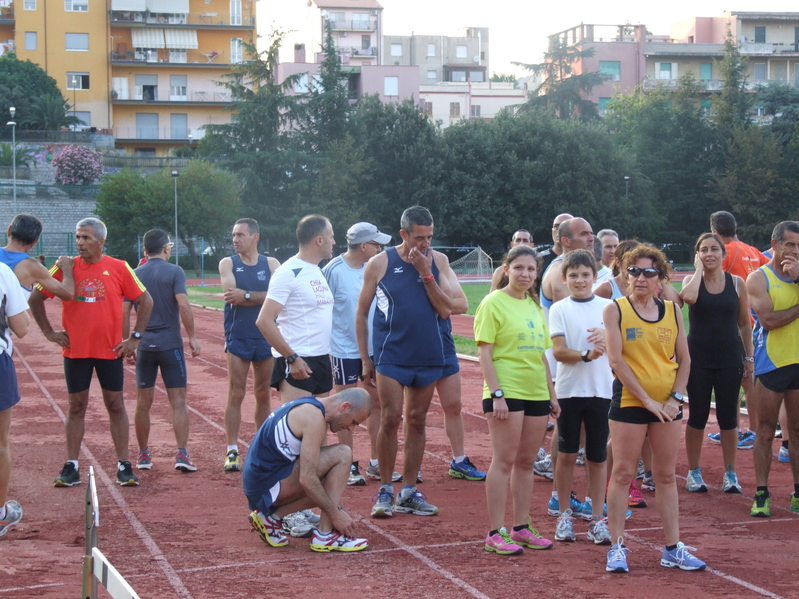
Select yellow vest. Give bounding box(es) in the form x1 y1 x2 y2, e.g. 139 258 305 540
754 265 799 373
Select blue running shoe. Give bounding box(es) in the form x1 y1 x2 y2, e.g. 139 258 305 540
778 446 790 463
606 538 629 573
661 542 706 571
548 494 591 518
602 503 634 520
547 496 560 517
571 499 593 522
707 432 721 444
448 457 486 481
738 430 755 450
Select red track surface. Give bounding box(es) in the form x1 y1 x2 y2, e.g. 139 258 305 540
3 299 798 599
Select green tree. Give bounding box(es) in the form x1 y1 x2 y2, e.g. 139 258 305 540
0 54 73 127
490 73 518 87
713 27 752 137
22 93 81 130
0 143 32 167
756 81 799 146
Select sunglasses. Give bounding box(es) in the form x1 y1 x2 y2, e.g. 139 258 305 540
366 241 383 249
627 266 660 278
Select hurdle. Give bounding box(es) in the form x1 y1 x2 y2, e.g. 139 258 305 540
82 466 140 599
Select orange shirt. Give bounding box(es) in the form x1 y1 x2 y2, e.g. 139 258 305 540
43 256 146 359
722 240 768 280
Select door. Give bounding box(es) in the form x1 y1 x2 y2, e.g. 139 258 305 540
136 113 159 139
170 114 188 139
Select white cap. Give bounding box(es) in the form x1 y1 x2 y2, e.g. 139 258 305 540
346 222 391 245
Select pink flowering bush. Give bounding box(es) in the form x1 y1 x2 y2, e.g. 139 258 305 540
51 145 103 185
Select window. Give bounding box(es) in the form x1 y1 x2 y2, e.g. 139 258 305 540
171 114 188 139
599 61 621 81
352 13 369 29
73 111 91 127
456 45 467 58
449 102 460 117
700 62 712 81
170 75 187 100
361 35 371 50
230 0 242 26
328 11 344 23
424 101 433 117
390 44 402 57
136 113 159 139
67 73 89 90
754 63 767 81
656 62 676 79
169 49 187 63
470 105 481 118
65 33 89 51
427 43 435 57
451 71 466 82
24 32 37 51
230 38 242 63
754 26 766 44
295 73 309 93
135 74 158 101
427 70 437 82
384 76 399 96
65 0 88 11
470 71 484 82
598 97 611 113
24 0 36 9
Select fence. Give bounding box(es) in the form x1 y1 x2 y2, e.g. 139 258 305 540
0 183 101 200
0 232 77 258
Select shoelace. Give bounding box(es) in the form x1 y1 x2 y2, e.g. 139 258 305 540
371 490 394 503
672 543 698 562
608 544 628 563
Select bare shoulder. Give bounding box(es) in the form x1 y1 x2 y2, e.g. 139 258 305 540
289 402 326 438
267 256 281 272
432 250 451 267
218 256 232 272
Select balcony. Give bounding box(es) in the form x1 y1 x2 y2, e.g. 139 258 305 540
642 77 798 92
112 89 232 104
338 46 378 57
113 127 206 142
328 19 377 32
110 51 236 67
0 8 14 23
110 11 254 28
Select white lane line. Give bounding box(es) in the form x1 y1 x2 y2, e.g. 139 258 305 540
626 516 799 533
0 582 67 594
16 350 194 599
625 533 788 599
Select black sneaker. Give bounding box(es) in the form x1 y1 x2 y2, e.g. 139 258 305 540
54 462 81 487
117 461 139 486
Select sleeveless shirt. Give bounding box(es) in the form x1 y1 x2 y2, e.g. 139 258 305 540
687 273 743 369
223 254 271 341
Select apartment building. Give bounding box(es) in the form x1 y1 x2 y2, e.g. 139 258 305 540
419 82 525 128
6 0 255 155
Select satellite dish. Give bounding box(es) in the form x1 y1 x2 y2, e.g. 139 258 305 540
473 56 479 63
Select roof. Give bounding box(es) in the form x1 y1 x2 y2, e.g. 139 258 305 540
729 12 799 20
313 0 383 9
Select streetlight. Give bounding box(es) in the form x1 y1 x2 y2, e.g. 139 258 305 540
6 106 16 216
624 175 630 201
171 169 179 266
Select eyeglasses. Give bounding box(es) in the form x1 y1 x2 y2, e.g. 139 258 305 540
627 266 660 278
551 224 560 230
366 241 383 249
165 242 174 249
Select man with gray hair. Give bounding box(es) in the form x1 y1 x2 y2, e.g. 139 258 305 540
594 229 619 285
29 218 153 488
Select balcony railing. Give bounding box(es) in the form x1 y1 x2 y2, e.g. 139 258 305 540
642 77 798 91
113 127 206 141
338 46 378 57
110 50 234 65
328 19 377 32
0 130 105 143
110 11 255 27
101 155 195 169
112 89 231 103
0 8 14 22
0 183 100 199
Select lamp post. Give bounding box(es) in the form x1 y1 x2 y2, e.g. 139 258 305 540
188 132 192 152
171 169 179 266
624 175 630 201
6 106 16 216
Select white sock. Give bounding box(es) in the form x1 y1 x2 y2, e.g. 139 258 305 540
227 445 238 453
584 497 593 506
0 506 5 520
552 491 559 501
369 459 378 467
69 460 79 470
399 485 416 499
453 455 466 463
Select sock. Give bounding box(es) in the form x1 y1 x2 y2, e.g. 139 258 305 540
227 445 238 453
794 484 799 498
584 496 593 506
453 455 466 464
118 461 126 471
369 459 378 467
512 523 527 532
552 491 559 501
645 471 653 478
177 447 187 453
757 486 769 495
380 483 393 494
489 528 500 536
666 543 678 551
68 460 79 470
0 506 5 520
315 529 332 538
400 485 416 499
783 440 789 449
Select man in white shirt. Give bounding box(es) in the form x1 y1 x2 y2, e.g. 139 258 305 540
594 229 619 286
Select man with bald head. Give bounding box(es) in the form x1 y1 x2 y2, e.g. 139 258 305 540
245 388 372 552
490 229 534 291
541 218 595 311
537 213 574 285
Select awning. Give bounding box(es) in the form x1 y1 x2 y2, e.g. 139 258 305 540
164 29 198 50
111 0 146 10
146 0 189 12
131 28 165 49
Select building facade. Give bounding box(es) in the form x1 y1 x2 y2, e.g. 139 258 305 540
419 82 525 127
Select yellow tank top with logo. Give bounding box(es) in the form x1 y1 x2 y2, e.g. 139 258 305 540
615 296 680 409
753 265 799 374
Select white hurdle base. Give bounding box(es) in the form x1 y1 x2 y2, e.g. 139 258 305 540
91 547 140 599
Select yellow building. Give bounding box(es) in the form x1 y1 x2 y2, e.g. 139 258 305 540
6 0 256 156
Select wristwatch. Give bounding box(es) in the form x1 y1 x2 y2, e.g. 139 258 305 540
491 389 504 400
286 353 299 365
244 291 252 301
132 331 142 340
581 349 592 363
669 391 685 405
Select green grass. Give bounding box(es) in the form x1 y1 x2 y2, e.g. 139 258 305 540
187 285 224 310
453 334 478 357
462 283 490 315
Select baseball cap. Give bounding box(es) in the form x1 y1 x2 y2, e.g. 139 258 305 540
347 222 392 245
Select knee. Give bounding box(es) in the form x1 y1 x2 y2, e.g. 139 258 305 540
516 455 536 471
380 406 402 430
610 461 636 484
491 457 514 477
404 410 427 432
67 398 88 417
332 443 352 464
105 398 126 416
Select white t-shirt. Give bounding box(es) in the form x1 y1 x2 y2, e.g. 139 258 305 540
548 295 613 400
595 265 613 285
0 262 29 356
267 255 334 358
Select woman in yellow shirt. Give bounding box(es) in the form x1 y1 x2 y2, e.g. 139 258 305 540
602 245 705 573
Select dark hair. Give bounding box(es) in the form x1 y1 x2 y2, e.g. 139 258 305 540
694 232 726 256
400 206 434 233
512 229 532 243
498 245 539 302
296 214 329 246
9 214 43 246
772 220 799 244
710 211 737 238
612 239 641 276
235 218 259 236
562 248 597 276
143 229 170 255
623 244 671 282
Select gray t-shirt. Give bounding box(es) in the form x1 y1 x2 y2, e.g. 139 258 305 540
133 258 186 351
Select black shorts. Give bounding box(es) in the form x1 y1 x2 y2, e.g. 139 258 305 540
686 366 741 431
136 348 187 389
64 357 124 394
271 354 333 395
331 357 362 387
557 397 611 462
609 377 682 424
757 364 799 394
482 397 551 417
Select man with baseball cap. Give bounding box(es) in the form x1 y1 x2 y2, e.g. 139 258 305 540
323 222 394 486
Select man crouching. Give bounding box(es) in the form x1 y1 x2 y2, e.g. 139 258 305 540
244 388 372 552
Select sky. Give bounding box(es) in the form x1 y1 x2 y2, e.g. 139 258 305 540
262 1 799 76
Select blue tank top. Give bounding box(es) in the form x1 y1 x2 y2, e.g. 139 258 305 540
223 254 271 341
0 248 32 293
372 247 445 367
440 317 456 358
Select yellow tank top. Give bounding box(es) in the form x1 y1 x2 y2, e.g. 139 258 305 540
615 296 680 409
755 265 799 373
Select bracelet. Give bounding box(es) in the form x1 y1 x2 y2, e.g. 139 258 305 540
744 357 754 363
421 274 434 284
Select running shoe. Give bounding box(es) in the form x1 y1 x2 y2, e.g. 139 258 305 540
224 449 242 472
661 542 706 571
636 460 645 479
484 528 524 555
365 462 402 483
0 501 23 537
533 455 553 479
301 509 320 526
708 431 722 444
282 512 313 537
174 449 197 473
778 446 790 463
371 488 395 518
508 518 552 550
587 517 612 545
448 457 486 481
686 468 708 493
117 461 139 486
722 468 742 494
606 538 629 573
641 472 656 491
738 430 756 450
54 462 81 487
575 448 586 466
416 469 423 484
555 509 576 542
602 503 634 520
249 511 288 547
310 528 369 553
136 448 153 470
791 493 799 513
536 447 546 462
348 461 366 486
628 482 647 507
750 490 771 518
547 494 588 517
395 489 439 516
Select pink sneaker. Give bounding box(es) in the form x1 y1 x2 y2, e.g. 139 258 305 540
628 481 647 508
485 528 524 555
509 519 553 550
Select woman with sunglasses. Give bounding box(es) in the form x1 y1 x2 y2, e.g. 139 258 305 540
602 245 705 573
594 239 641 300
680 233 751 494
